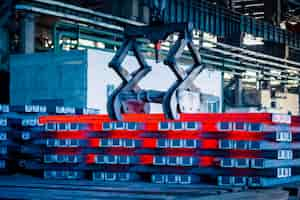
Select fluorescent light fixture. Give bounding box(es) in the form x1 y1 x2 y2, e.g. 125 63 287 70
79 39 94 47
96 42 105 49
243 33 264 46
202 32 217 48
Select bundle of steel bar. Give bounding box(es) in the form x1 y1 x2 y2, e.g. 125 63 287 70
1 104 299 187
29 112 298 187
0 104 100 176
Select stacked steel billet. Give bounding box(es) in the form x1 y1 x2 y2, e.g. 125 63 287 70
207 114 298 187
0 104 100 177
16 106 100 179
0 105 11 173
42 121 89 180
7 105 50 176
37 113 300 187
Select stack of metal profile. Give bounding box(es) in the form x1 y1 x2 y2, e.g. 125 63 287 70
1 106 300 187
0 105 10 174
0 104 100 177
37 112 300 187
215 116 300 187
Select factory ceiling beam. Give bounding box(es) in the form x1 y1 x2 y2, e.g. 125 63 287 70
16 0 300 49
14 0 300 81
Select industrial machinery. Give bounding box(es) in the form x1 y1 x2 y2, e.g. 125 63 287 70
107 0 204 120
2 1 300 199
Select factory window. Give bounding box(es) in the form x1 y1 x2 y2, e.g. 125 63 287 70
234 122 247 131
102 122 112 131
218 122 232 131
172 122 184 130
185 122 199 130
159 122 170 131
248 123 262 132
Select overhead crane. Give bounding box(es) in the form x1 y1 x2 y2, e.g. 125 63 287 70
105 0 300 120
107 0 204 120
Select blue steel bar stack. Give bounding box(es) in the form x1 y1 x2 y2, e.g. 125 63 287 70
0 105 10 174
1 104 300 188
0 104 99 177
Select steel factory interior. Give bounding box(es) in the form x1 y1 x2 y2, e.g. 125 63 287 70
1 0 300 199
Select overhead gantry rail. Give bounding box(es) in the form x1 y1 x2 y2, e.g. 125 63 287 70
17 0 300 50
145 0 300 50
15 0 300 81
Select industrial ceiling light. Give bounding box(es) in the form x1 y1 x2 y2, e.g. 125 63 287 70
202 32 217 48
243 33 264 46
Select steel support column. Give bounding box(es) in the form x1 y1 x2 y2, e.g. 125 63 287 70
264 0 288 59
20 13 36 54
234 74 243 106
0 26 9 71
0 0 12 71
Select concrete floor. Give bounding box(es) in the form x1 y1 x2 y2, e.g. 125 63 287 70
0 174 292 200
